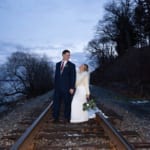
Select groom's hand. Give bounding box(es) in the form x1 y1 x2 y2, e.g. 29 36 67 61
69 89 74 95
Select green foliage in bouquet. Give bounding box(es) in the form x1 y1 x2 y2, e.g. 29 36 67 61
83 99 96 111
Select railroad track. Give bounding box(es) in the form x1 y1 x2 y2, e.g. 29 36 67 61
8 99 150 150
1 99 150 150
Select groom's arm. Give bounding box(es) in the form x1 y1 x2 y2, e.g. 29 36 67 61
54 63 59 86
69 63 76 93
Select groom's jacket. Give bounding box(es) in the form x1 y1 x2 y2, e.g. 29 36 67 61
54 61 76 92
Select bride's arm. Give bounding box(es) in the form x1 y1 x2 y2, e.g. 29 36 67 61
84 73 90 97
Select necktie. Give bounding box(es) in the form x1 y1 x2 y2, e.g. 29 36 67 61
60 61 64 72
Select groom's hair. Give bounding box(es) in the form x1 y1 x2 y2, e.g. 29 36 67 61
62 49 70 55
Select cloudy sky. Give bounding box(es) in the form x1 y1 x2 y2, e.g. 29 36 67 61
0 0 108 67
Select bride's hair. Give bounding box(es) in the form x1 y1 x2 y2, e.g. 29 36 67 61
83 64 89 71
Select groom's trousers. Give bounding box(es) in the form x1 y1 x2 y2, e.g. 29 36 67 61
53 89 72 121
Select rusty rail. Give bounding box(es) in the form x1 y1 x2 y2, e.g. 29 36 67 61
11 101 143 150
11 101 53 150
96 112 134 150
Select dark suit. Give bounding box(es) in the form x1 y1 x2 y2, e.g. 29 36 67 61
53 61 76 121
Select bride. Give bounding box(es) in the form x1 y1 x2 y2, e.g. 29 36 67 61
70 64 90 123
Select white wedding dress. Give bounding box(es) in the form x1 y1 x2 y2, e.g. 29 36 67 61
70 71 90 123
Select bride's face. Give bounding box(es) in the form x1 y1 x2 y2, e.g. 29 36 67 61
79 65 85 72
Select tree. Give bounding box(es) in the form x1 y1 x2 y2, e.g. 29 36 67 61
86 37 115 69
97 0 138 56
5 51 54 97
134 0 150 46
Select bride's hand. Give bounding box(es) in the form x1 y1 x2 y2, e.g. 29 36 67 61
69 89 74 95
86 94 90 100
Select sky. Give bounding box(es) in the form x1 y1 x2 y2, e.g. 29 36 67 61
0 0 108 68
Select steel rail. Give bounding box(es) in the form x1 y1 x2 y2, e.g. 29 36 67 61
96 112 134 150
11 101 53 150
11 101 135 150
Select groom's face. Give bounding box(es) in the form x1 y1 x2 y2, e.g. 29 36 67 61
63 52 70 61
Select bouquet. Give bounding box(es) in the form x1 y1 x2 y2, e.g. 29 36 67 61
83 98 96 111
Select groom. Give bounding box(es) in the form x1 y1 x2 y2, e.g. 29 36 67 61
53 49 76 123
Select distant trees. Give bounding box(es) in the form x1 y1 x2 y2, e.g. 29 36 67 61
87 0 150 97
94 0 138 56
86 38 115 69
0 79 3 102
87 0 150 67
0 65 9 103
134 0 150 47
4 51 54 97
